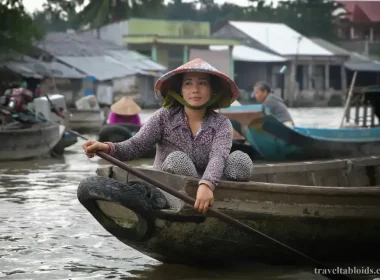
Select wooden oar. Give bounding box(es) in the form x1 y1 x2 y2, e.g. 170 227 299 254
339 71 358 128
12 102 353 280
68 129 353 280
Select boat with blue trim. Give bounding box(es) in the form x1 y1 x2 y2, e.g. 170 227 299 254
220 100 380 161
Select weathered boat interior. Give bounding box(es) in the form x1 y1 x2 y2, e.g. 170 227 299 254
248 156 380 187
77 155 380 265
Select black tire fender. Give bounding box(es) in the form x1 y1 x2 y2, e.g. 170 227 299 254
116 123 141 135
77 176 167 241
98 124 133 142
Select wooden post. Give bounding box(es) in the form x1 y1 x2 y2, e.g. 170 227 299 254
151 44 158 62
308 62 313 90
183 45 189 64
355 102 360 125
339 71 357 128
371 105 375 127
341 65 347 92
229 45 234 80
325 63 330 90
363 101 368 127
345 105 351 123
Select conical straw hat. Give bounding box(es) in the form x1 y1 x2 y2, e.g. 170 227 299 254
110 97 141 115
154 58 239 106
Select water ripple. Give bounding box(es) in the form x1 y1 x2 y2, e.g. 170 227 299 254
0 120 379 280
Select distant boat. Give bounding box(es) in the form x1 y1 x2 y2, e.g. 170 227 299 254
67 95 106 133
68 108 105 133
220 104 380 161
0 122 64 161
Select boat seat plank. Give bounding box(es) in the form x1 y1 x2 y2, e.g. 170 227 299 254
252 160 346 174
100 166 380 195
251 156 380 175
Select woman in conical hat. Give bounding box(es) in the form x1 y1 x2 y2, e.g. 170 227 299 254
107 96 142 126
83 58 253 213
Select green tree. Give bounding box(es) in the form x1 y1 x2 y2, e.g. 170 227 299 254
75 0 165 29
197 0 247 25
0 0 44 54
274 0 346 41
165 0 248 28
32 5 79 32
132 0 166 19
244 0 276 22
165 0 198 21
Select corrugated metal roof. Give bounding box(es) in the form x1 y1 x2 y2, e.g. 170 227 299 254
35 32 167 80
309 38 380 72
344 51 380 72
345 61 380 72
2 61 42 78
349 52 373 61
106 50 167 72
229 21 333 56
210 45 287 62
309 37 350 56
57 56 140 81
37 32 123 57
1 56 85 79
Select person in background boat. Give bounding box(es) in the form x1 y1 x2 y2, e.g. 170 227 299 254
107 97 142 126
254 81 294 128
82 58 253 214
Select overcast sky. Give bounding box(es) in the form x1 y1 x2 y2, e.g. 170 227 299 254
23 0 281 13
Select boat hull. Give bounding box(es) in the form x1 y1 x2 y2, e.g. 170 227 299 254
77 159 380 265
94 200 380 265
68 109 105 133
0 122 63 160
257 115 380 160
220 104 380 161
52 131 78 155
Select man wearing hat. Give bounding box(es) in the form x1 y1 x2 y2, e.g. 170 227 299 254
107 96 142 126
83 58 253 214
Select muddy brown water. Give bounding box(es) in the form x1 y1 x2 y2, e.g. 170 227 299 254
0 108 379 280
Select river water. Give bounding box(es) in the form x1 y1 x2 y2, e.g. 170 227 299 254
0 108 379 280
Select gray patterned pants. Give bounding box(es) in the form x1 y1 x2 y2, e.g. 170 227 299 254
161 151 253 182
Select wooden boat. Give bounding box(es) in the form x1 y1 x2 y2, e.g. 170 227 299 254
0 93 76 157
52 130 78 155
68 108 105 133
220 104 380 161
0 122 64 160
77 155 380 265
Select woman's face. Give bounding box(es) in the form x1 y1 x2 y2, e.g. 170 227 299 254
181 72 211 107
254 87 268 103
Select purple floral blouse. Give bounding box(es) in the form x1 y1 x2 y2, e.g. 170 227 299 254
106 106 233 190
